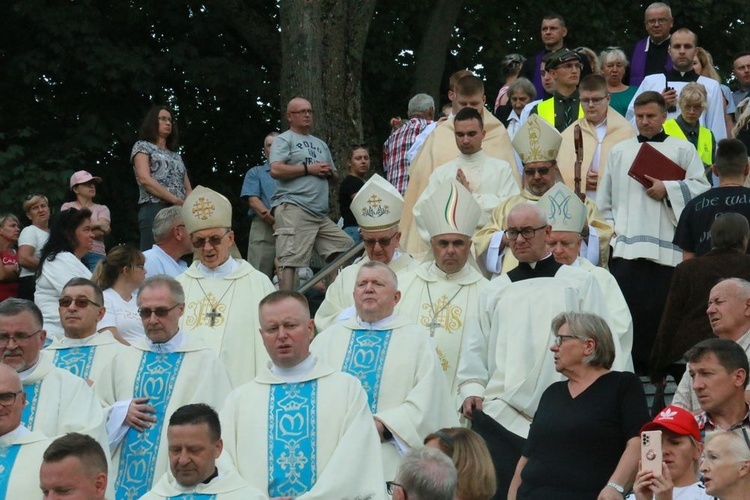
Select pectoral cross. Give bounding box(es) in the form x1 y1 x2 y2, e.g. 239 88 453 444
205 309 222 327
428 318 441 337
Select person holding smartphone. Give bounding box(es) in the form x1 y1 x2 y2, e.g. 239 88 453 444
630 404 712 499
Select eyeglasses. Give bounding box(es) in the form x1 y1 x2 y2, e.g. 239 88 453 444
158 116 174 123
363 234 397 248
646 17 672 26
386 481 407 498
0 391 23 406
192 230 230 249
554 334 578 346
138 303 182 319
523 167 551 177
581 96 607 106
0 330 42 346
58 296 101 308
506 225 547 241
290 109 313 115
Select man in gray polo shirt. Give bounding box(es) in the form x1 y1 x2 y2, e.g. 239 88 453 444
269 97 354 290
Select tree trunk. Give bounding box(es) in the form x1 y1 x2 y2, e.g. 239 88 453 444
409 0 466 104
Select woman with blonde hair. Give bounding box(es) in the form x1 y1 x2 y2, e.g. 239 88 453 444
92 245 146 345
425 427 497 500
18 194 50 300
694 47 736 137
700 429 750 499
663 83 716 170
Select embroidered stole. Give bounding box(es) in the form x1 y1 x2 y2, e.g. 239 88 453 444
267 380 318 497
115 351 185 500
21 381 42 430
167 494 216 499
341 329 393 413
53 345 97 379
0 444 21 497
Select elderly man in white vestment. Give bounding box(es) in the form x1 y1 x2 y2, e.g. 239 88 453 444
315 174 418 331
0 299 109 461
43 278 130 390
0 363 49 500
312 261 458 480
141 403 266 500
395 179 489 395
100 275 232 500
39 432 109 500
474 115 612 276
221 290 386 499
597 90 710 374
176 185 275 387
457 202 613 498
540 183 634 371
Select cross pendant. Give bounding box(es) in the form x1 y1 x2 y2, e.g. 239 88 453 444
428 319 441 337
206 309 222 327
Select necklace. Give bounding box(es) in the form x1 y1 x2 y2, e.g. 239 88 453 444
195 279 236 327
425 282 465 336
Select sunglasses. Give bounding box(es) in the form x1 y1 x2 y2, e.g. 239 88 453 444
58 296 101 308
138 303 182 319
524 167 552 177
192 230 230 249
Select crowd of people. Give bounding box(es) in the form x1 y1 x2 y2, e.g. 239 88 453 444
5 2 750 499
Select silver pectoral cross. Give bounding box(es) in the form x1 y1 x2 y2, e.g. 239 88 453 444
428 318 441 337
205 309 222 327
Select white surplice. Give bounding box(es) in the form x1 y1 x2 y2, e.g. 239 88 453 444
141 462 267 500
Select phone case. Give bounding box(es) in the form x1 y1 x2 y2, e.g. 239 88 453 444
641 430 663 474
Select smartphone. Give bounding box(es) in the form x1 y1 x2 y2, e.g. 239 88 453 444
641 430 663 474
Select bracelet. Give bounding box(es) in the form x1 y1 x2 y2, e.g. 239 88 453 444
303 164 309 176
606 481 625 495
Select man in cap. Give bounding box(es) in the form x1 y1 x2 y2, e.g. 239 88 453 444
220 290 385 498
315 174 418 331
312 261 458 479
474 115 612 276
99 275 232 500
395 180 489 395
177 185 276 387
598 91 710 374
530 48 584 132
457 201 613 498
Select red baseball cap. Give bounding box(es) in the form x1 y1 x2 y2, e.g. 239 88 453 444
641 405 701 442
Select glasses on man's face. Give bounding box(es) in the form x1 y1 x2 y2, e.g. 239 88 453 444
554 334 578 346
386 481 407 498
290 109 313 116
363 234 397 248
581 96 607 106
138 303 182 320
192 230 230 249
0 330 42 347
0 390 23 406
646 17 671 26
58 296 101 309
506 225 547 241
523 167 551 177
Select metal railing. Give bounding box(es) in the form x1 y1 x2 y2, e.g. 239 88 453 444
296 241 365 294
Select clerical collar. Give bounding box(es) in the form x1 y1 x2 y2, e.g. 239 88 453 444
59 333 98 346
146 329 186 353
647 34 670 48
18 357 42 382
271 354 317 383
637 130 669 143
356 314 397 330
429 261 471 281
525 253 552 269
666 69 699 82
457 150 485 163
202 467 219 485
197 257 238 279
0 424 30 445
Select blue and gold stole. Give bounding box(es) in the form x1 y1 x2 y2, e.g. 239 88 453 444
267 380 318 497
0 444 21 497
115 351 185 500
53 346 97 379
341 329 393 413
21 381 42 430
167 494 216 499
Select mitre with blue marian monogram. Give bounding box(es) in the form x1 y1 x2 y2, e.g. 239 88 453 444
351 174 403 231
537 182 587 233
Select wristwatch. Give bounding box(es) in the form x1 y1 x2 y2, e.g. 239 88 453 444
606 481 625 495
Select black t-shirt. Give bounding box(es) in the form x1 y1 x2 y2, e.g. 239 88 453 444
518 371 649 499
673 186 750 256
338 175 364 228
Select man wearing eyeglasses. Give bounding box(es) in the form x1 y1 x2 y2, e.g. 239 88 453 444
315 174 418 332
270 97 355 291
625 2 674 87
0 363 52 499
98 275 232 500
556 75 636 200
475 115 612 276
177 185 275 388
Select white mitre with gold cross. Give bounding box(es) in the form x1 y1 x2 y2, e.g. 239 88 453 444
351 174 403 231
182 185 232 234
512 114 563 163
414 178 482 240
537 182 587 233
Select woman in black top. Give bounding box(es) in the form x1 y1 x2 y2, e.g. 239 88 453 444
338 144 370 244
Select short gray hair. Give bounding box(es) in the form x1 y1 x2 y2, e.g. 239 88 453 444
646 2 672 18
358 261 398 289
408 93 435 118
704 429 750 462
395 447 458 500
137 275 185 305
508 202 548 227
551 312 616 369
0 298 43 329
152 206 184 244
600 47 630 68
508 77 537 101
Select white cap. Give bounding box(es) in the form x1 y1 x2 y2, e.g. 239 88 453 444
414 178 481 239
351 174 403 231
537 182 586 233
512 114 563 163
182 185 232 234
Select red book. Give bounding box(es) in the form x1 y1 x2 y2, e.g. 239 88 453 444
628 142 686 188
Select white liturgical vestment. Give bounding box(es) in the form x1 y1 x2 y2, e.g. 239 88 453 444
0 427 50 500
141 462 267 500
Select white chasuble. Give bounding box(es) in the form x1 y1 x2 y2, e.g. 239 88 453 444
99 336 232 500
394 262 488 395
0 430 50 500
312 317 459 480
142 463 267 500
177 259 276 387
220 359 386 499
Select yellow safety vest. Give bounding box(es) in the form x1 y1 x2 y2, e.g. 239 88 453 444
537 97 584 130
663 119 713 165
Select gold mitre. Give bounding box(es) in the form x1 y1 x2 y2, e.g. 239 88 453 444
415 178 481 239
351 174 403 231
537 182 586 233
182 185 232 234
512 114 563 163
